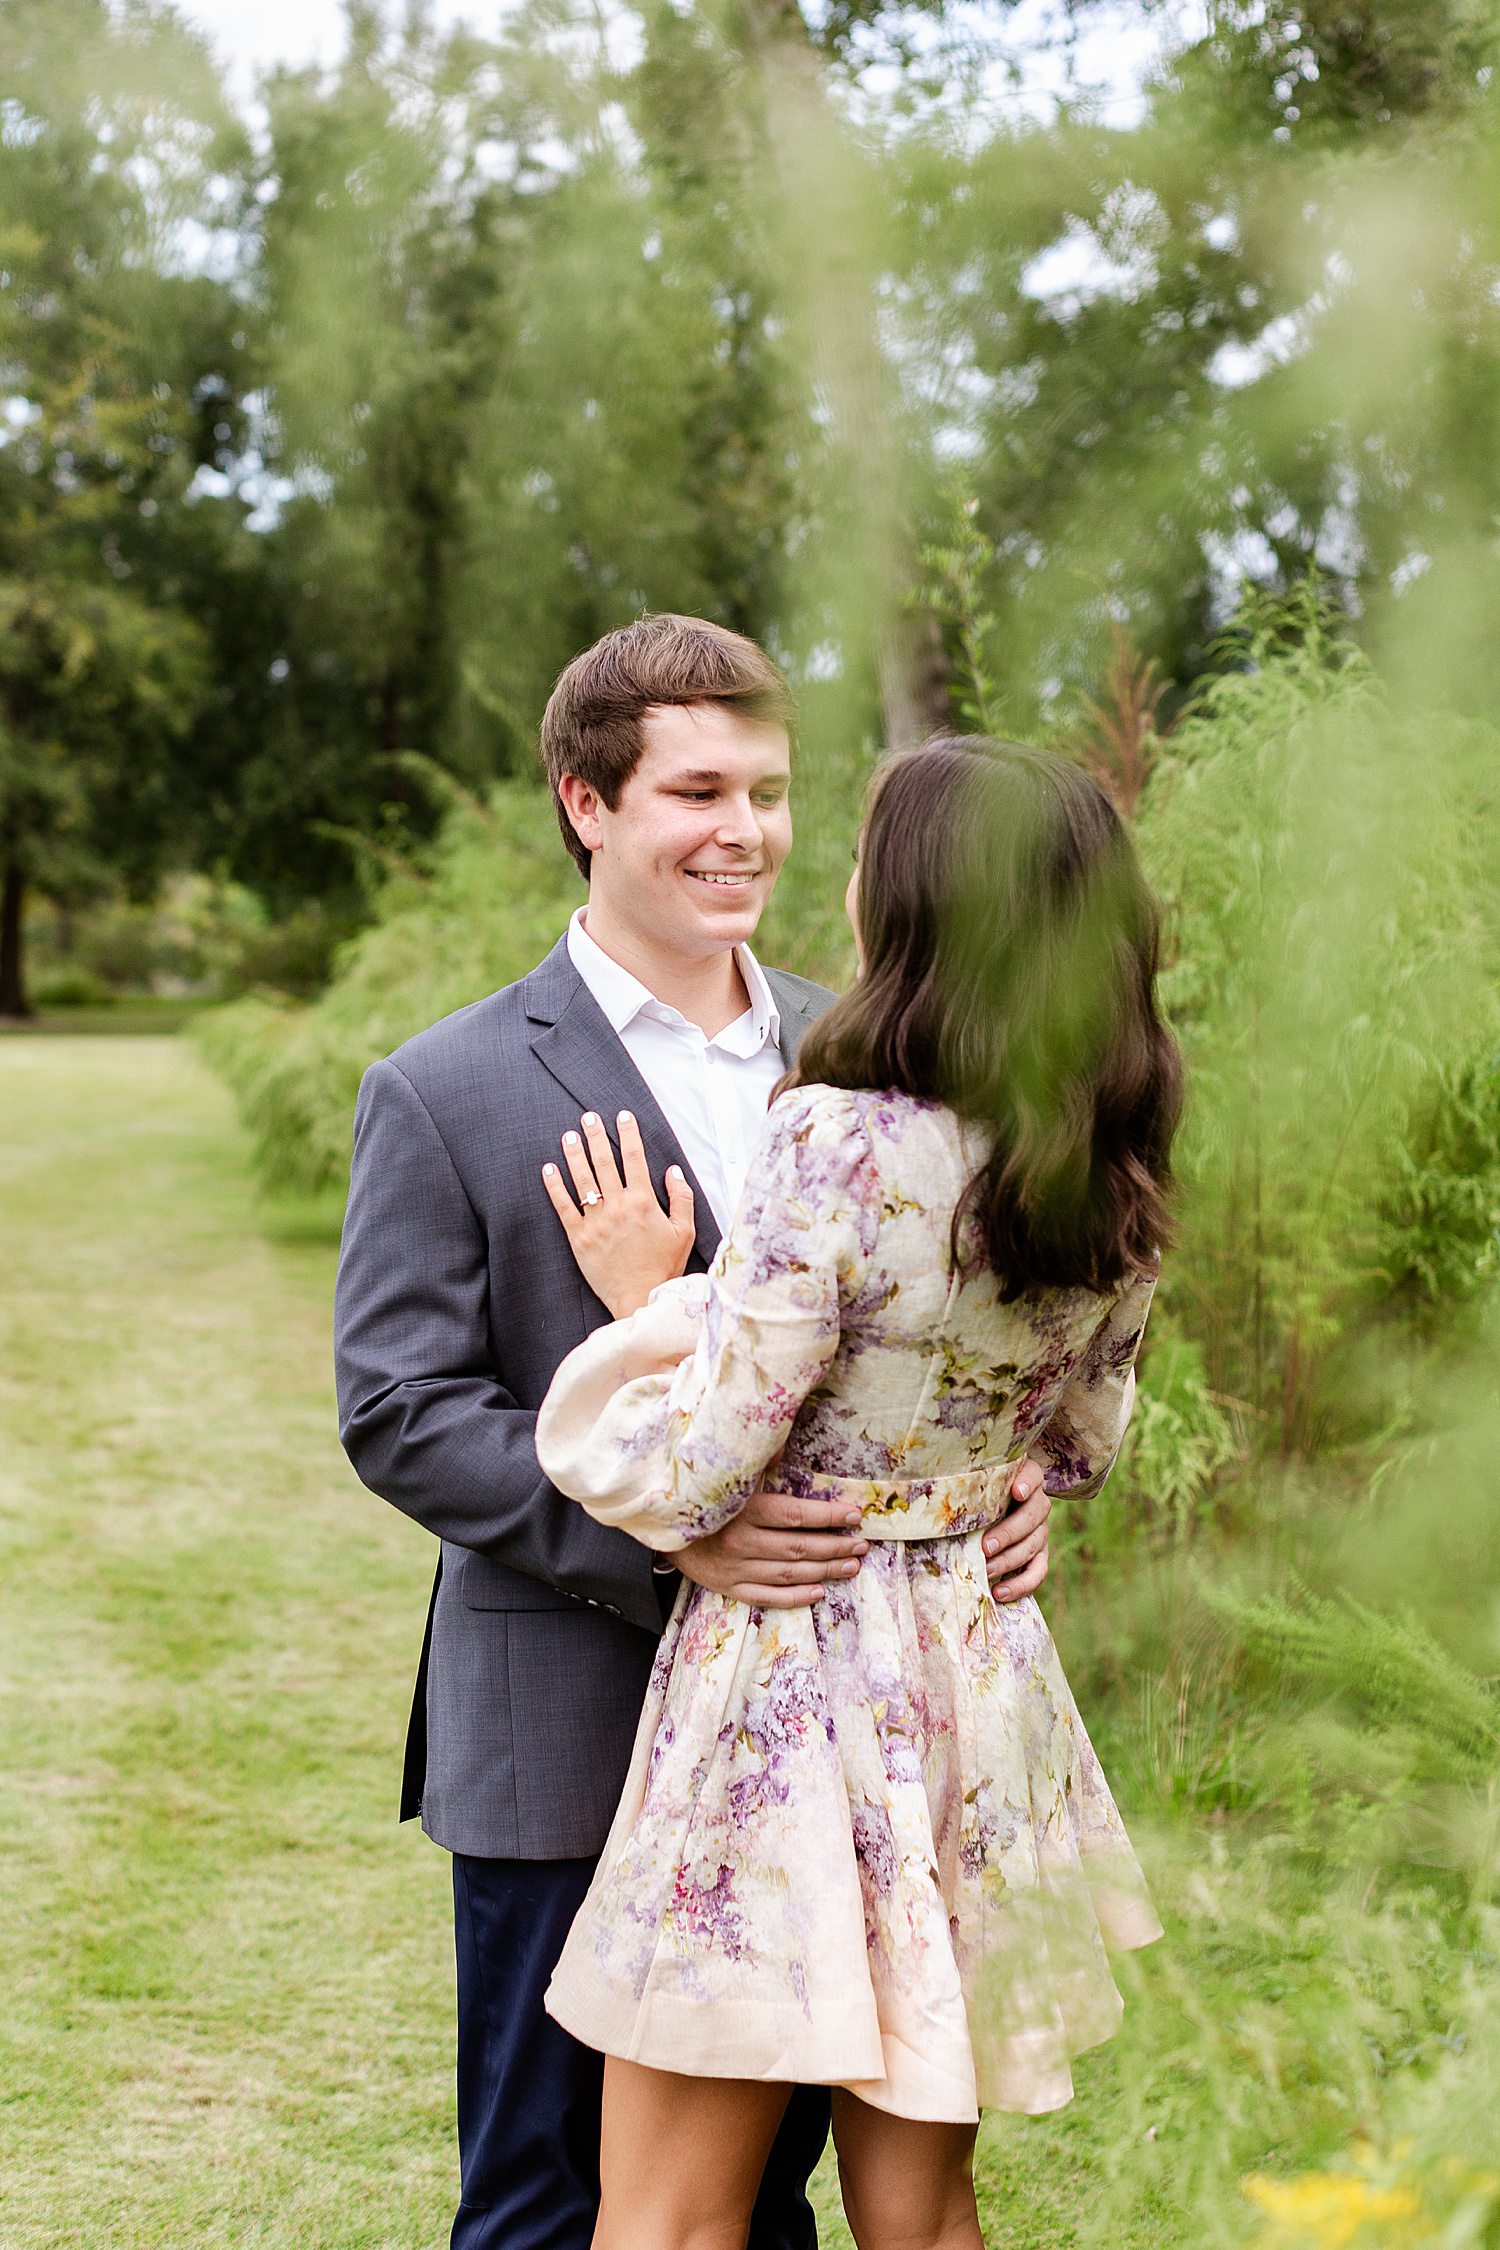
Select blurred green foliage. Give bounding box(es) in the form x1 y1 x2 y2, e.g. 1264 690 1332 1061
1137 590 1500 1446
0 0 245 1010
27 878 354 1009
10 0 1500 993
8 0 1500 2241
199 781 581 1192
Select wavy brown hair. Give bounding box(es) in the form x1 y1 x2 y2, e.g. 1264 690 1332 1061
791 736 1182 1298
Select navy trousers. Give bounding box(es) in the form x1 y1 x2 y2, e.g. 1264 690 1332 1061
451 1853 831 2250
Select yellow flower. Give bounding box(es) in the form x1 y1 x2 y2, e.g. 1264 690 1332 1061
1245 2145 1500 2248
1243 2170 1422 2249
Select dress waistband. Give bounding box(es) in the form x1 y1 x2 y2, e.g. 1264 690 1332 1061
783 1461 1022 1541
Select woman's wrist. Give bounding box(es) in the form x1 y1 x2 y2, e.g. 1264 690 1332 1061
605 1261 691 1319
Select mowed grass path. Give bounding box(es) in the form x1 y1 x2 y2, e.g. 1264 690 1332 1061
0 1038 453 2247
1 1037 1139 2248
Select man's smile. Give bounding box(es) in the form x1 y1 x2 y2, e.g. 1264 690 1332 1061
685 869 759 887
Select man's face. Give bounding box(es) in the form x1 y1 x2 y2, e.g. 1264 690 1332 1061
571 703 793 961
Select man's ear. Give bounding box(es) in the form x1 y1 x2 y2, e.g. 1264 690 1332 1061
557 773 605 856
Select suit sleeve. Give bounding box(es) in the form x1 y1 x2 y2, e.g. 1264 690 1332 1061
333 1056 662 1632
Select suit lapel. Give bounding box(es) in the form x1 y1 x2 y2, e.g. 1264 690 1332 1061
525 943 722 1271
765 969 821 1069
522 943 833 1276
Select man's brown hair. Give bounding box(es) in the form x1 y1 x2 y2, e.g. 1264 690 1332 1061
539 613 798 877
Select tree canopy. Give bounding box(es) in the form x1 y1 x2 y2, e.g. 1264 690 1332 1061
3 0 1500 1011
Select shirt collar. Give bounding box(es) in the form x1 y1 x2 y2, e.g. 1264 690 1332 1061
566 907 781 1051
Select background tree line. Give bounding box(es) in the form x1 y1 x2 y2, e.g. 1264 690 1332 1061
6 0 1498 1014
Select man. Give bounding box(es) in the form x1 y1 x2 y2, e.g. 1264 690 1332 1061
333 615 1052 2249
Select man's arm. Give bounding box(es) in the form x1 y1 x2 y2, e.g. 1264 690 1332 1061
674 1465 1052 1608
334 1057 661 1633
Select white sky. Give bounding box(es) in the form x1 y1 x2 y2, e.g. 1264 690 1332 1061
175 0 1204 129
175 0 485 104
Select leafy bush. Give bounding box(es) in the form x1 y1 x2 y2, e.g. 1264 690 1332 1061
1055 1323 1241 1567
1118 1329 1240 1537
31 965 115 1009
1378 1058 1500 1317
1205 1581 1500 1786
28 880 355 1005
199 784 580 1194
1036 1326 1500 2250
1138 589 1500 1446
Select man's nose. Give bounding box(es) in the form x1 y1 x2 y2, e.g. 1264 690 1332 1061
714 795 763 850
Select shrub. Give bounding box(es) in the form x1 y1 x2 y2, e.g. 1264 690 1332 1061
1057 1322 1241 1566
199 784 580 1193
1116 1328 1241 1540
1378 1057 1500 1318
1137 589 1500 1447
32 966 115 1009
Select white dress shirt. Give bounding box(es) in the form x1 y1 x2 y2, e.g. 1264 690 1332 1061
565 908 786 1235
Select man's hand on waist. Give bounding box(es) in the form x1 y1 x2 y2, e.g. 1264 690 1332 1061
675 1460 1052 1610
674 1487 868 1609
984 1459 1051 1603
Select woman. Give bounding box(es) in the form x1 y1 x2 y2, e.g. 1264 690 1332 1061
534 737 1183 2250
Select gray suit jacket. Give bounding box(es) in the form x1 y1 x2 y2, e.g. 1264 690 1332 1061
334 935 836 1858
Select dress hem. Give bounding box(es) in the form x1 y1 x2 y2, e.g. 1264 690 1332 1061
544 1913 1163 2123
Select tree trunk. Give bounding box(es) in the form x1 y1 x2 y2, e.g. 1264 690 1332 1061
876 610 953 749
0 860 31 1019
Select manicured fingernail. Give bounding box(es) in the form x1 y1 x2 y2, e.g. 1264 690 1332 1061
544 1164 558 1177
668 1165 683 1180
842 1510 861 1525
582 1112 600 1126
619 1110 633 1124
565 1132 580 1146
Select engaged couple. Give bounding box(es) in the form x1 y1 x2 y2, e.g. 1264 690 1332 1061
334 615 1181 2249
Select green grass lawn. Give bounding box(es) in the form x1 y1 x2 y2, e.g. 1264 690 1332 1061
0 1035 1266 2247
0 1037 453 2247
0 999 213 1037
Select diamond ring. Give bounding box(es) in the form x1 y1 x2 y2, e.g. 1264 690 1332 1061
581 1191 603 1208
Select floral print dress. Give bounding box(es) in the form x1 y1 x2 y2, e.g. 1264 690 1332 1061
536 1084 1162 2122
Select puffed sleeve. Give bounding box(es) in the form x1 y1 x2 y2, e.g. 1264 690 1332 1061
535 1086 879 1551
1029 1263 1158 1503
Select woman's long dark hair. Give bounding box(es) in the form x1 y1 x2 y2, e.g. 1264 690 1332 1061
791 736 1182 1298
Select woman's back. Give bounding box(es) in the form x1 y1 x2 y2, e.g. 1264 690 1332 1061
771 1083 1139 1493
655 1080 1156 1547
